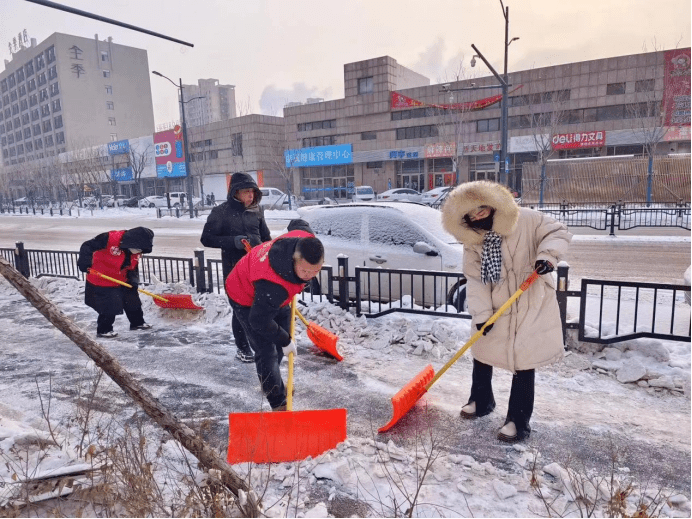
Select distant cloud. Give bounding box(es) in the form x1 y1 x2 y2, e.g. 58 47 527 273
259 83 334 115
409 37 470 83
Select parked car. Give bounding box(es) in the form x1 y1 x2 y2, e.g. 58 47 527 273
297 202 467 311
122 195 145 208
376 188 422 203
167 191 201 208
106 195 129 207
14 197 29 205
350 185 375 202
420 186 453 207
259 188 297 209
138 195 169 208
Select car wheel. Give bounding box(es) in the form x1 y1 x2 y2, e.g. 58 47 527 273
149 203 155 208
446 278 468 313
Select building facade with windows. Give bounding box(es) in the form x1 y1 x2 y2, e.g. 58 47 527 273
282 50 690 200
0 32 155 169
181 78 236 128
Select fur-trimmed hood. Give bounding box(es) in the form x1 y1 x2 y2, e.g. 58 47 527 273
441 181 519 246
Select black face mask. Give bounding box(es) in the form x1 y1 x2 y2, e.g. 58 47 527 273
464 210 495 231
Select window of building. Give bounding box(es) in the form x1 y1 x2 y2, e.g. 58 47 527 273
18 84 26 97
106 101 114 110
101 51 109 62
8 74 16 88
25 141 32 152
395 125 439 140
48 66 57 81
14 130 22 142
0 79 7 94
44 134 54 147
596 104 624 121
37 72 47 86
361 131 377 140
23 127 31 139
29 94 37 108
105 85 112 94
10 90 17 102
635 79 655 93
55 132 64 144
35 138 42 149
16 68 25 83
7 134 14 144
9 147 15 157
20 99 28 112
103 70 111 78
42 120 52 133
477 118 500 132
231 133 243 156
54 115 63 129
31 109 39 121
606 82 626 95
49 83 59 97
21 113 29 125
17 143 23 155
28 78 36 92
358 76 374 94
24 61 34 77
4 120 11 131
11 104 19 115
110 133 118 141
32 123 41 136
13 117 20 129
108 117 116 126
45 46 55 64
41 105 50 117
366 161 384 169
51 99 61 112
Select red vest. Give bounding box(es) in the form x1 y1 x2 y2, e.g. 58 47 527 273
226 230 313 307
86 230 140 287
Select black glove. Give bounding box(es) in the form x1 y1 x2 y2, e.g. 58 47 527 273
78 262 91 273
534 259 554 275
234 235 249 250
476 322 494 336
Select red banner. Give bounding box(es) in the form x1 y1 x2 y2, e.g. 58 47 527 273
663 49 691 127
424 142 456 158
551 131 605 150
391 85 524 111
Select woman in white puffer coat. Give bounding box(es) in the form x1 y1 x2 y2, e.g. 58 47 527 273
441 181 572 442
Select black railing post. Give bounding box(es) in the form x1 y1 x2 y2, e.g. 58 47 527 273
194 248 206 293
561 199 567 218
14 241 30 278
175 207 180 218
608 204 616 236
337 255 349 310
556 263 569 345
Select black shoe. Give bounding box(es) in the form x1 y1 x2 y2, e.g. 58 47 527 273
130 323 152 331
236 349 255 363
97 331 118 338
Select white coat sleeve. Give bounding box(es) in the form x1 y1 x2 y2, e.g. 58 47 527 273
534 213 572 266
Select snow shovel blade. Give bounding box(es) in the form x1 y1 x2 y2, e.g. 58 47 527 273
378 365 434 433
227 408 347 464
296 308 343 361
151 293 203 310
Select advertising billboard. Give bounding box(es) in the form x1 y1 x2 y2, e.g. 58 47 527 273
284 144 352 168
107 139 130 155
154 126 186 178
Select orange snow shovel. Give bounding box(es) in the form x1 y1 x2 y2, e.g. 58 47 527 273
227 297 347 464
295 308 343 361
378 270 541 433
88 269 203 310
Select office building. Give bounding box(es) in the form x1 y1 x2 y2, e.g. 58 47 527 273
181 79 236 128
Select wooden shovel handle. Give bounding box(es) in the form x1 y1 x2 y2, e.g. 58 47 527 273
287 296 297 411
88 269 169 303
295 307 310 327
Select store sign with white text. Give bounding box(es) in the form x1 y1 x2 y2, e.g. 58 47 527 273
551 131 605 150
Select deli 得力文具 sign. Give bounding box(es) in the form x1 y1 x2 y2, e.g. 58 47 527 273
552 131 606 150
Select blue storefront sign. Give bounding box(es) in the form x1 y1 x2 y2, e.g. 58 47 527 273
107 139 130 155
111 167 133 181
156 162 187 178
389 150 419 159
285 144 352 168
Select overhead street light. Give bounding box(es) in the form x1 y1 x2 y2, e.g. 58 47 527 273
152 71 204 218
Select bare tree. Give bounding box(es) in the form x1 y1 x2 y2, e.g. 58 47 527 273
127 143 152 196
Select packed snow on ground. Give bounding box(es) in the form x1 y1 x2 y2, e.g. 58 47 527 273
0 269 689 517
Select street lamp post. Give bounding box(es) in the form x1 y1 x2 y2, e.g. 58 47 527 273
470 0 518 186
152 71 203 218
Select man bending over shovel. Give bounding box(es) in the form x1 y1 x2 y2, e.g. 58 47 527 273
77 227 155 338
225 219 324 411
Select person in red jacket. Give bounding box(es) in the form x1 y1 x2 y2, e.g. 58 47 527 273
77 227 155 338
226 219 323 411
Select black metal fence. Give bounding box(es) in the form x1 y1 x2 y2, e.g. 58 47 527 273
2 242 689 345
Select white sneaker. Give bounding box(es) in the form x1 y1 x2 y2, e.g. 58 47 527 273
460 402 476 418
97 331 118 338
497 421 518 442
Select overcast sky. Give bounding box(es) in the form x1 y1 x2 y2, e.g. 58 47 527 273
1 0 690 125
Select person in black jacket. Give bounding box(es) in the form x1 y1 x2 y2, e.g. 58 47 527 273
200 172 272 362
225 219 324 411
77 227 155 338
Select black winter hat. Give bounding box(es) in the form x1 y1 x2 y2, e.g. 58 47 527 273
228 172 261 205
120 227 154 253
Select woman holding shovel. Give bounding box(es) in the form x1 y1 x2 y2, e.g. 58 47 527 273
225 220 324 411
441 181 571 443
77 227 155 339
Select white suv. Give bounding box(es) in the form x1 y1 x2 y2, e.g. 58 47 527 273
260 188 297 209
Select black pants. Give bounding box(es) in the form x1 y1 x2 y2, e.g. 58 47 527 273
96 288 145 334
229 299 251 353
468 359 535 440
229 301 291 409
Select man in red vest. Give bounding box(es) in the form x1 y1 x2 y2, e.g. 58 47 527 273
77 227 155 338
226 219 324 411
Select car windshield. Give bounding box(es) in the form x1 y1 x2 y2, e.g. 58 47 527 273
356 187 374 194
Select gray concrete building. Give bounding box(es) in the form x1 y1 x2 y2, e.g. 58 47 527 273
282 51 690 200
0 32 155 168
181 78 236 128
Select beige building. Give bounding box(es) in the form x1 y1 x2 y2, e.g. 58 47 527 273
282 51 691 200
181 78 236 128
0 32 155 168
